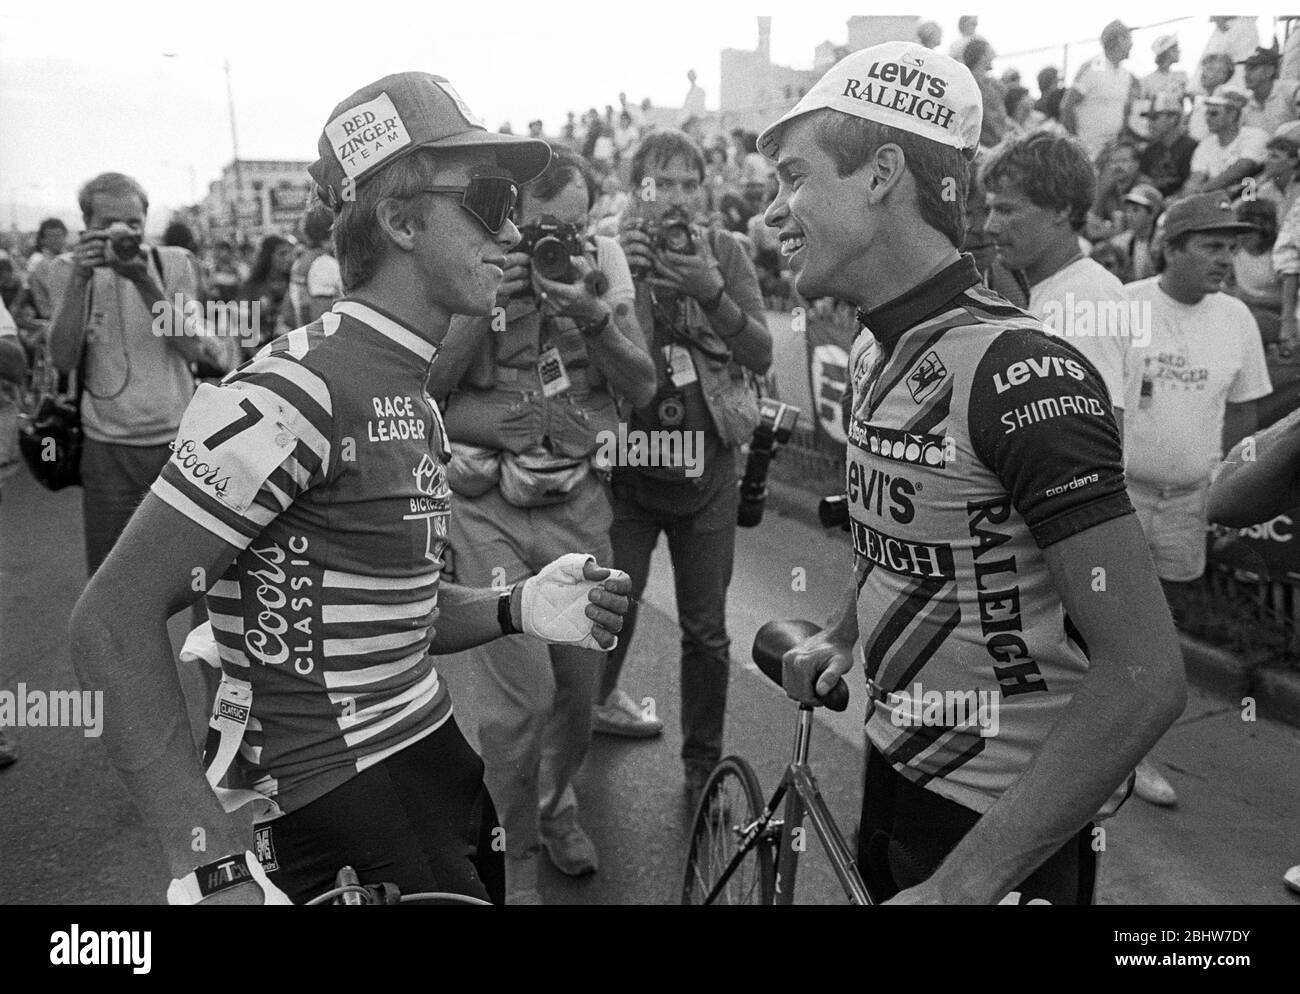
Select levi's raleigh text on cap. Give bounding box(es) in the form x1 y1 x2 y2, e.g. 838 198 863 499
309 71 551 207
758 42 982 159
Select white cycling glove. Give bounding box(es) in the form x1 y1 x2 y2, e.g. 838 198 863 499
521 553 629 651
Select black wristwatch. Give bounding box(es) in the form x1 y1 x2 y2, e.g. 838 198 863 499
498 585 521 636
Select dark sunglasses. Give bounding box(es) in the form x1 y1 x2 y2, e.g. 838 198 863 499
420 174 518 234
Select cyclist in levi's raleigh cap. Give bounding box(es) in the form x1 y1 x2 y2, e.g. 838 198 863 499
69 71 632 906
762 43 1186 904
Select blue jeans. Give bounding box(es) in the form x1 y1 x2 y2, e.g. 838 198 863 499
599 469 739 775
80 437 172 576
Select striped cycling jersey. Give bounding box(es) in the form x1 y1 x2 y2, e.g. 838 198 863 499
849 256 1134 816
152 300 454 815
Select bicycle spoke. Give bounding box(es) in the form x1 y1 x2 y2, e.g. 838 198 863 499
681 760 773 905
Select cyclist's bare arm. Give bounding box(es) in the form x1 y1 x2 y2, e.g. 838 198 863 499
427 581 523 654
898 514 1186 904
70 493 249 882
781 571 861 702
1209 405 1300 526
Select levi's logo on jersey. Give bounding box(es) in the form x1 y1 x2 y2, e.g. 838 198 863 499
906 350 947 403
992 355 1086 394
847 459 915 525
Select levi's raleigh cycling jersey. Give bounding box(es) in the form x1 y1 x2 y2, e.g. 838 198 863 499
151 300 454 815
847 255 1135 816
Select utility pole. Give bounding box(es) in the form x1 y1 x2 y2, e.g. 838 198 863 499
225 58 244 242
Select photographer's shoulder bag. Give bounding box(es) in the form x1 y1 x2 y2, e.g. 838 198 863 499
18 280 92 491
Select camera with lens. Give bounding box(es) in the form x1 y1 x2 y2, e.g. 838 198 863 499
652 385 687 428
738 398 800 528
818 494 851 532
99 221 142 266
623 208 696 279
516 214 586 289
653 207 696 257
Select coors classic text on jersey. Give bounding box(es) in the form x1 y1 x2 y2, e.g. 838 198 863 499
848 256 1134 816
152 300 455 815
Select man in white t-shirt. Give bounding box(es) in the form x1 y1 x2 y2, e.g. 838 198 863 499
1125 194 1271 587
1188 87 1269 193
981 132 1130 435
1122 193 1271 808
1061 20 1138 159
1240 46 1300 135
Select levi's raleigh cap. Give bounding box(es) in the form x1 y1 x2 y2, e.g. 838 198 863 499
758 42 982 159
1161 193 1256 242
309 71 551 207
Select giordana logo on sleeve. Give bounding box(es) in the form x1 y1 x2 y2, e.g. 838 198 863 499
325 92 412 179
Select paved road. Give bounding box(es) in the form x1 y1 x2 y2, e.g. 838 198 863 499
1 467 1296 904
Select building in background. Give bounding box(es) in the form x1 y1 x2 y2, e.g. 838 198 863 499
719 16 922 134
199 159 314 246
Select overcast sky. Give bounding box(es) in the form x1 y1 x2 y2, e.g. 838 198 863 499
0 2 1286 229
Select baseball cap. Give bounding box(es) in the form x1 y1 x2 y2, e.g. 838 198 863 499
1141 92 1184 116
1161 193 1256 242
309 72 551 208
1238 46 1281 69
1123 184 1165 213
1204 85 1250 108
1152 34 1179 57
757 42 981 159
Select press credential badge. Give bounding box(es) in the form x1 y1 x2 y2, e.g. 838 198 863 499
538 344 571 397
666 345 698 387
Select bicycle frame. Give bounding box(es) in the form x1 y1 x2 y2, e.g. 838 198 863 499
702 705 872 905
772 706 872 905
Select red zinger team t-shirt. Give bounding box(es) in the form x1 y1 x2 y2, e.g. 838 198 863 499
152 300 454 815
847 256 1135 816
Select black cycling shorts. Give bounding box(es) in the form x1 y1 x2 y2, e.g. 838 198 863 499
858 745 1098 905
254 717 505 905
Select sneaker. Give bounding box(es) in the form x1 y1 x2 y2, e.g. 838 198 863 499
1133 759 1177 807
0 730 15 769
1285 865 1300 895
592 689 663 739
540 817 599 877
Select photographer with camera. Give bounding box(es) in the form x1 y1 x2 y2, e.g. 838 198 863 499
47 172 229 575
428 149 654 902
595 130 772 808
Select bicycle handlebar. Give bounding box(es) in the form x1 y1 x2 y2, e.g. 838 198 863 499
752 619 850 713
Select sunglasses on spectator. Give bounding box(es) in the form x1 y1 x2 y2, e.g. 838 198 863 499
419 174 518 234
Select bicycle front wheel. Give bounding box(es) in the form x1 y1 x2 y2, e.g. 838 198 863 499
680 756 776 905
